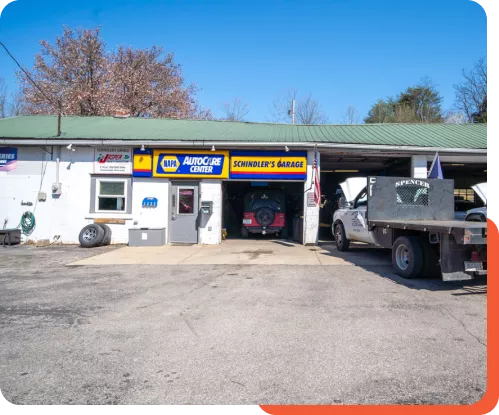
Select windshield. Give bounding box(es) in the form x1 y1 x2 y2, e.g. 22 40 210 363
244 191 286 212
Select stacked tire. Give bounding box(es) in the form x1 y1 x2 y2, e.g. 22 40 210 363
78 224 112 248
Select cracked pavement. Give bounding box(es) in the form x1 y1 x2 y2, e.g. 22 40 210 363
0 244 487 404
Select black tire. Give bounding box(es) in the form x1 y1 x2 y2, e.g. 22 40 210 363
334 222 350 251
79 224 105 248
255 207 275 227
280 226 289 239
241 227 249 238
97 223 112 246
420 238 440 278
392 236 424 279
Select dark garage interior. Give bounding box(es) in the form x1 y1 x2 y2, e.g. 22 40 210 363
222 181 304 240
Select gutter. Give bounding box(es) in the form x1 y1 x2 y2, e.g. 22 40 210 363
0 138 487 155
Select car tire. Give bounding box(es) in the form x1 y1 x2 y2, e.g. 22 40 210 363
334 222 350 251
420 238 440 278
97 223 112 246
255 207 275 227
392 236 424 279
241 227 249 238
79 224 105 248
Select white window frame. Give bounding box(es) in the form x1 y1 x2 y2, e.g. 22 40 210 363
95 178 128 213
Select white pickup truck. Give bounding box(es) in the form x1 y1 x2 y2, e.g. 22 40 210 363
332 176 487 281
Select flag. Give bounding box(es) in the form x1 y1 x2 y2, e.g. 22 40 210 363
428 152 443 179
313 146 321 205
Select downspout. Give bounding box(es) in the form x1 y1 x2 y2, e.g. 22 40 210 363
55 146 61 184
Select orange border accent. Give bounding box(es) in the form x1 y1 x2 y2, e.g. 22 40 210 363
261 218 498 415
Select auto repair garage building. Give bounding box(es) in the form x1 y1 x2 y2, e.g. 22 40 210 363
0 115 487 245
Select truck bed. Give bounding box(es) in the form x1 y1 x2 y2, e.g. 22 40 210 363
369 219 487 234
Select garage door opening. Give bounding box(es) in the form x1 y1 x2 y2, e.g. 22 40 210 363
222 181 304 241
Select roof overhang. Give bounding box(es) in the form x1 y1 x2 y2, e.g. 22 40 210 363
0 138 487 156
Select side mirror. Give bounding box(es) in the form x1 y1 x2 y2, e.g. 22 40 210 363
338 196 350 209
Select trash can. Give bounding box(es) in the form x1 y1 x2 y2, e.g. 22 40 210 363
128 228 166 247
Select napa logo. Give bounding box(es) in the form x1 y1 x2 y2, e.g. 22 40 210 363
161 156 180 172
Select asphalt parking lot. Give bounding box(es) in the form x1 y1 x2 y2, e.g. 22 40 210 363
0 243 487 405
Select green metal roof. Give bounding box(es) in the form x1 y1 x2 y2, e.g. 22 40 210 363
0 115 487 149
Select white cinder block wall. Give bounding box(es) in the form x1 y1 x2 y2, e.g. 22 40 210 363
1 146 133 244
198 180 222 245
302 149 320 245
131 177 170 243
411 155 428 178
1 146 319 245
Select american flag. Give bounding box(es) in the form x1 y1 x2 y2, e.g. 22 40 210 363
313 146 321 205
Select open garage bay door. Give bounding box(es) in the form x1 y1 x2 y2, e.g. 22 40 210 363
222 181 304 241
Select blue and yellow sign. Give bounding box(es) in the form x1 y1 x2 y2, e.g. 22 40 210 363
230 151 307 180
153 150 229 178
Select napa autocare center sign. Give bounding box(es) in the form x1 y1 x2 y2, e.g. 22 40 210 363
230 151 307 180
94 148 132 174
0 147 17 172
153 150 229 178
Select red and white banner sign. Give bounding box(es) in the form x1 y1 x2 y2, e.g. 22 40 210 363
94 148 132 175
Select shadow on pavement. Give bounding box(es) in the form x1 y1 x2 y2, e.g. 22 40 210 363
318 241 488 293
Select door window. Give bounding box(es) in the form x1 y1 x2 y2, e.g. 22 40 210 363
178 188 195 214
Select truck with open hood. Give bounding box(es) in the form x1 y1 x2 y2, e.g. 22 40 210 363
332 176 487 281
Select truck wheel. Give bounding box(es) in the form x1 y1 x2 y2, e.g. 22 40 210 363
97 223 112 246
334 222 350 251
79 224 105 248
420 239 440 278
392 236 423 279
241 227 249 238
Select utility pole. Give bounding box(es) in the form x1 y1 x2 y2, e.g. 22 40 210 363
57 100 62 137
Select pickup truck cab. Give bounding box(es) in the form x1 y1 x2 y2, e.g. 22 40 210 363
333 177 372 248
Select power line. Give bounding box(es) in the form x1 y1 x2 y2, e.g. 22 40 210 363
0 41 56 107
0 40 62 136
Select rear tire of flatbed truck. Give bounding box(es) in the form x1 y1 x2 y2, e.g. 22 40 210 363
392 236 424 279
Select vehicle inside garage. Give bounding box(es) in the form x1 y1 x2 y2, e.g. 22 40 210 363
222 181 304 240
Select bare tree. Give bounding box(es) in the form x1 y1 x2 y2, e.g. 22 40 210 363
220 97 249 121
444 110 466 124
343 105 359 124
8 90 26 117
454 57 487 123
268 89 298 123
295 94 328 125
0 79 6 118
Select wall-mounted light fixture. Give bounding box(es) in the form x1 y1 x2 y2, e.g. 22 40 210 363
211 145 216 151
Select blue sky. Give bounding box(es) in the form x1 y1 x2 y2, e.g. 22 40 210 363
0 0 487 123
